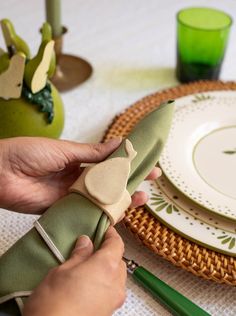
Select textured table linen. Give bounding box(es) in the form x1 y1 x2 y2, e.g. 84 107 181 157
0 0 236 315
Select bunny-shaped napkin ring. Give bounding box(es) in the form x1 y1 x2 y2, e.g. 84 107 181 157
69 139 137 225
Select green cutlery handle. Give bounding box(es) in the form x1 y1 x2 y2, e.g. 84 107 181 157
133 266 211 316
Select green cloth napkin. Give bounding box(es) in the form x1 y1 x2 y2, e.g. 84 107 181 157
0 101 174 315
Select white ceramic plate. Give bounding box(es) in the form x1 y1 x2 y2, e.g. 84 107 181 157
139 177 236 257
159 91 236 220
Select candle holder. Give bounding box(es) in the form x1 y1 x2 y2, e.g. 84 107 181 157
51 26 93 92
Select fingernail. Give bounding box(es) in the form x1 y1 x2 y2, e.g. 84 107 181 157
107 137 123 146
157 168 162 177
75 235 90 250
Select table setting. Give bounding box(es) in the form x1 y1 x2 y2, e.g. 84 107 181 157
0 0 236 315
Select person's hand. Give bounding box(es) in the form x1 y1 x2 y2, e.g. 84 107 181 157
0 137 161 214
23 226 126 316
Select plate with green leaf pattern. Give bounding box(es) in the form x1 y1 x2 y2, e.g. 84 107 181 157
139 175 236 256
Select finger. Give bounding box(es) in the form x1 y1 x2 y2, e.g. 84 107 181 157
113 261 127 308
145 167 162 180
66 235 94 267
130 191 148 208
96 227 124 262
119 260 127 288
60 137 122 164
112 261 127 288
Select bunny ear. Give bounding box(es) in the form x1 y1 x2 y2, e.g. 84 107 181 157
0 53 25 99
125 139 137 162
1 19 30 58
41 22 56 78
41 22 52 42
24 40 54 93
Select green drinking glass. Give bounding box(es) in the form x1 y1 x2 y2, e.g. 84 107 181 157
176 7 232 83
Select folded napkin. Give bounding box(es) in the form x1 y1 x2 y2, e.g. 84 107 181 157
0 101 174 315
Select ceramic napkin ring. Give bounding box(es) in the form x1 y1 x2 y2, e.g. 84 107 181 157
69 139 137 225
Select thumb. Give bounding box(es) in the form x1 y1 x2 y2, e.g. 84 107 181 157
69 235 94 266
59 137 123 165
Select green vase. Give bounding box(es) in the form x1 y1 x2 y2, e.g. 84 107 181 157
0 83 64 139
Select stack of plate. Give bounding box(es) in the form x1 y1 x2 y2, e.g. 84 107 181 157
139 91 236 257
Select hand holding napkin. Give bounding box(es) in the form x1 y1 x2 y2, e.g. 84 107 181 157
0 101 174 315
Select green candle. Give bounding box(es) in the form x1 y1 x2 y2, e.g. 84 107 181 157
45 0 62 38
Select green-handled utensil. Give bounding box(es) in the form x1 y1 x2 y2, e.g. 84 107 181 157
123 257 211 316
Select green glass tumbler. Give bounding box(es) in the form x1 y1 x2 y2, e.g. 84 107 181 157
176 7 232 83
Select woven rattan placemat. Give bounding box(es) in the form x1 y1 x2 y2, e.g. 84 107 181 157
103 80 236 286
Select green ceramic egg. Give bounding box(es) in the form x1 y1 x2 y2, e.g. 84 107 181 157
0 84 64 139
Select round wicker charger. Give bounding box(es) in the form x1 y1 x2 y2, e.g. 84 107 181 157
103 80 236 286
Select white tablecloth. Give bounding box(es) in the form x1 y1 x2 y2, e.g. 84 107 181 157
0 0 236 315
